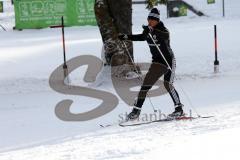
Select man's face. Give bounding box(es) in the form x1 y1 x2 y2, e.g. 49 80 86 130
148 19 159 27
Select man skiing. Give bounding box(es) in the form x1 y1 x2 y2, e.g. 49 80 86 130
119 8 184 120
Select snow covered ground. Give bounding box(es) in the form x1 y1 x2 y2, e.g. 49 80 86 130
0 0 240 159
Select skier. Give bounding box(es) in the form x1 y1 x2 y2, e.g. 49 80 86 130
119 8 184 120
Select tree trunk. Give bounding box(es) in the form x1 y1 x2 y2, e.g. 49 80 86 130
94 0 133 66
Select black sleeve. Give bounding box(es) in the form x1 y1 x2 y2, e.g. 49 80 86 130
154 28 169 40
127 32 147 41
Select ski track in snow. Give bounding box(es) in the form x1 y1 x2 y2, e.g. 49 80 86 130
0 103 240 160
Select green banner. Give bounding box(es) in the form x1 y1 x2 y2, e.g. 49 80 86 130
0 1 3 13
14 0 96 29
167 1 187 18
207 0 215 4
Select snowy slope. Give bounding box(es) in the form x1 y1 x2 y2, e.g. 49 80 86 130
0 0 240 159
1 105 240 160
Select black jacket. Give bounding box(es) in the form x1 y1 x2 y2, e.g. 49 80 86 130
127 21 174 64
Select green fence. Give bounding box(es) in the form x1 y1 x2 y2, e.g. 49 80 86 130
0 1 3 13
14 0 97 29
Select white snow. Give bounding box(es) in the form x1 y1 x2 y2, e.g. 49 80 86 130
0 0 240 159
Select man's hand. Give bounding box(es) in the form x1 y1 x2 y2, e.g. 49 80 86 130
142 25 153 34
118 34 128 40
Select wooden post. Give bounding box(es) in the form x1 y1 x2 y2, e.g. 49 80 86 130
214 25 220 73
222 0 225 17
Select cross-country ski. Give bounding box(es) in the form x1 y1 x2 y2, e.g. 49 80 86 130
119 115 214 127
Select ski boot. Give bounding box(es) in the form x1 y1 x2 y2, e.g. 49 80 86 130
127 107 141 121
168 104 185 118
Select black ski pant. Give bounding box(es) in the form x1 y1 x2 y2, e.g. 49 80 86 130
135 56 181 109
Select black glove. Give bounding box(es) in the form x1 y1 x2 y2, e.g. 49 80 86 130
118 34 128 40
142 25 153 34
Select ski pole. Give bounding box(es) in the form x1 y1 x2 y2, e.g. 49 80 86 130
121 41 157 113
148 33 201 117
121 41 140 73
148 33 172 71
